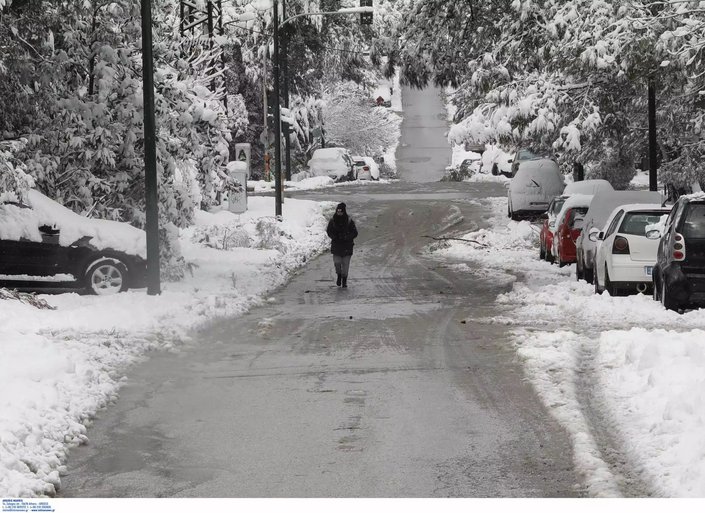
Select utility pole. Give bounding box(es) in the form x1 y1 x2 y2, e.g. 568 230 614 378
141 0 160 295
273 0 283 217
262 51 270 182
282 0 292 181
648 78 658 192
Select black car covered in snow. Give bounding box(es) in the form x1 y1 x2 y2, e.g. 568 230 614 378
0 190 147 295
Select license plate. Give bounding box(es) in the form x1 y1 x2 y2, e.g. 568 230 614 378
645 266 653 276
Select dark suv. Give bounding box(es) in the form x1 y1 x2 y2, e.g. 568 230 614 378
650 194 705 311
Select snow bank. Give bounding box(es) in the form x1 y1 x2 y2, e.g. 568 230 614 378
430 193 705 497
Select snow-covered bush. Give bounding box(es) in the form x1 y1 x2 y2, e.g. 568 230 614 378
0 148 34 202
190 223 253 250
255 218 292 253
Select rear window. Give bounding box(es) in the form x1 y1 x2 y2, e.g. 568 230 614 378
619 211 668 236
518 150 537 160
569 207 589 224
682 203 705 238
550 198 566 215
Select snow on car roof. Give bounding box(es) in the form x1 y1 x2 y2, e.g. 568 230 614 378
0 190 146 258
310 148 348 160
563 179 613 196
680 191 705 201
554 194 594 229
610 203 672 213
583 190 664 230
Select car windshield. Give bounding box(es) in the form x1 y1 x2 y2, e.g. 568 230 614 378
619 211 667 236
682 203 705 238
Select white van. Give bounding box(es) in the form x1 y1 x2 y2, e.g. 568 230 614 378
508 159 565 220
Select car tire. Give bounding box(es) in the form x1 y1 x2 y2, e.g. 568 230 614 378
576 259 583 281
653 271 660 301
85 258 129 295
539 241 546 260
492 164 499 176
605 266 618 296
594 268 601 294
584 266 594 285
661 279 679 312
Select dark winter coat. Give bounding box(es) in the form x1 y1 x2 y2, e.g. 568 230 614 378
326 215 358 256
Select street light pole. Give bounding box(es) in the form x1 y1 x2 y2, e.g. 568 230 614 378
648 78 658 192
141 0 161 295
273 0 283 217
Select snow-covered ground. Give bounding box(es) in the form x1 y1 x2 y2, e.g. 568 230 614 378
0 196 334 498
430 195 705 497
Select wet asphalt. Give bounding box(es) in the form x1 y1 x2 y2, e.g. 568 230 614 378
59 86 584 497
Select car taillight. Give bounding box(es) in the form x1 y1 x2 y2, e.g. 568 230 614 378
612 236 630 254
673 233 686 261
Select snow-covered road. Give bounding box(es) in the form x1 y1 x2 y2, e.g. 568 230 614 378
59 181 583 498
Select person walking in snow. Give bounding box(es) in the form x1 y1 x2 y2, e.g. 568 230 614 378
326 202 358 288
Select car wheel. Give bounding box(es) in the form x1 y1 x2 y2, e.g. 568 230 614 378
539 240 546 260
594 268 601 294
85 258 129 295
492 164 499 176
605 266 618 296
576 259 583 281
546 247 555 264
584 266 594 285
661 279 679 312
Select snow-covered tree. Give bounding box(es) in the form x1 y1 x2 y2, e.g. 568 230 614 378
321 81 400 157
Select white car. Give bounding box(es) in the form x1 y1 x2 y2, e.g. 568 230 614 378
593 204 672 295
307 148 355 182
352 156 380 180
507 159 565 220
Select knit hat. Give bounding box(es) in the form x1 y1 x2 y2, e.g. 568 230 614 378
336 202 347 213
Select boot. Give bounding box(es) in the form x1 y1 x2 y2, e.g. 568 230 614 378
342 276 347 288
336 274 342 286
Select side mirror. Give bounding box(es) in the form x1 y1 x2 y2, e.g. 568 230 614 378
646 229 661 240
504 182 510 189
